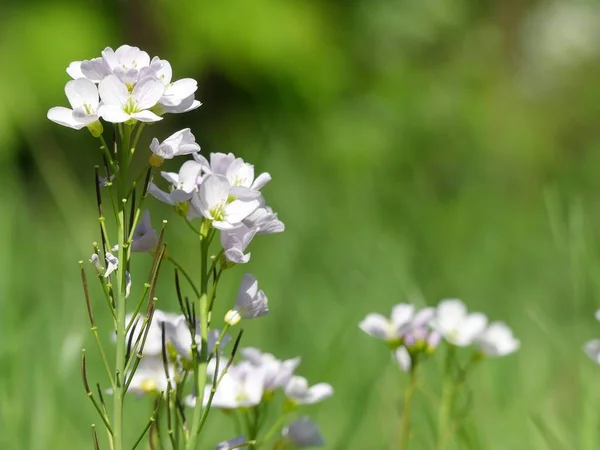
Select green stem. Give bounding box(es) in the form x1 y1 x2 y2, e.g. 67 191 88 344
112 123 133 450
399 360 419 450
98 134 117 174
186 224 213 450
436 345 455 450
262 413 291 443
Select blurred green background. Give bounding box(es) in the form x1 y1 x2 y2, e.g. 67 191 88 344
3 0 600 448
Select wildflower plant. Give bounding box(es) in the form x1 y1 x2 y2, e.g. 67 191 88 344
360 298 519 450
49 45 330 450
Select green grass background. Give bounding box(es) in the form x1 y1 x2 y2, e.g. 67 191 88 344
2 0 600 448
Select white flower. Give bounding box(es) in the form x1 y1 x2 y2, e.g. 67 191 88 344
164 314 230 361
47 78 101 130
284 376 333 405
126 356 174 396
148 160 204 206
432 299 488 347
221 225 257 264
131 210 158 253
282 417 325 448
358 303 416 342
585 340 600 364
98 75 164 123
394 347 412 373
123 310 180 356
241 347 301 391
224 157 271 200
476 322 520 357
192 174 259 230
243 206 285 234
215 436 248 450
104 252 119 278
201 153 270 200
102 45 151 86
149 128 201 160
225 274 269 325
144 56 199 109
402 307 439 351
190 362 267 409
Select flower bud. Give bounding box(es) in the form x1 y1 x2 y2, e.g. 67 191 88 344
149 153 165 168
87 120 104 138
224 310 241 326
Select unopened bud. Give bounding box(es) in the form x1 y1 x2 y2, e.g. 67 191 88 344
224 309 241 326
149 153 164 168
87 120 104 138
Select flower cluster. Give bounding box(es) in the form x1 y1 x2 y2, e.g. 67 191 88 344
48 44 200 134
360 298 519 449
117 312 331 448
47 44 318 450
360 298 520 371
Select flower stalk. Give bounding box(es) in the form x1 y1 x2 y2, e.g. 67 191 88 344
399 358 419 450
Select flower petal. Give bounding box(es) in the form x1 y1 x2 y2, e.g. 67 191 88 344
47 107 84 129
395 347 412 372
130 110 163 122
66 61 84 79
224 199 260 225
132 76 165 109
98 74 128 106
198 175 230 215
98 105 130 123
358 314 390 340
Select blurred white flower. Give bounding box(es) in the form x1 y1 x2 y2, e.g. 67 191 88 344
243 206 285 234
241 347 301 391
394 346 412 373
98 75 164 123
163 314 230 361
192 174 259 230
282 417 325 448
432 299 487 347
476 322 520 357
285 376 333 405
130 210 158 253
47 78 102 131
521 1 600 88
221 225 257 264
126 356 174 396
215 436 248 450
359 303 416 343
585 340 600 364
225 274 269 325
122 310 180 357
188 362 267 409
149 128 201 163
